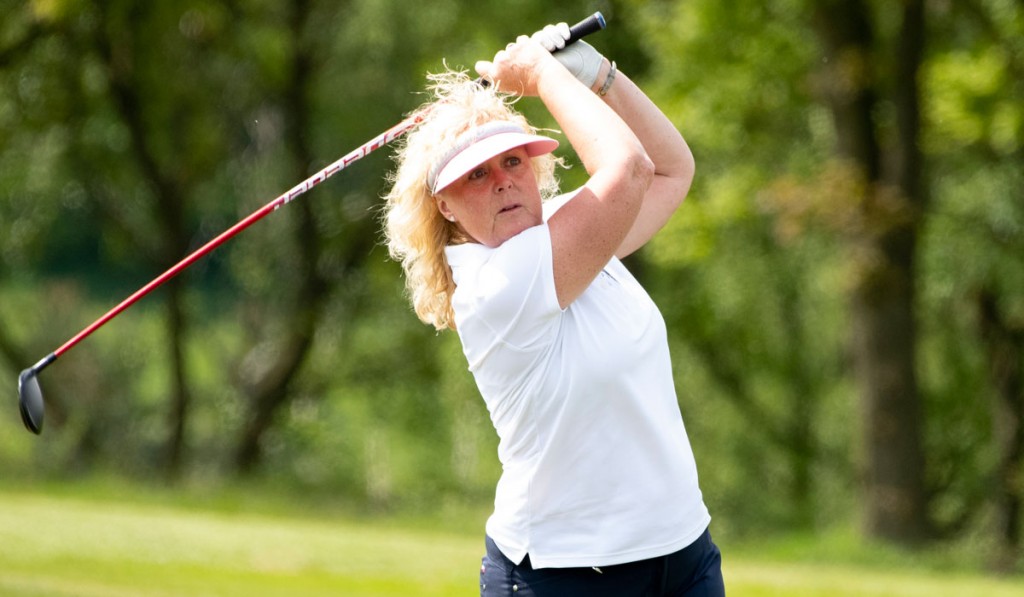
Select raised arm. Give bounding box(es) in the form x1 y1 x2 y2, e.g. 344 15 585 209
590 60 695 258
477 38 655 309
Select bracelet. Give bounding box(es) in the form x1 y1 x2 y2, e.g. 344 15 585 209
597 60 617 97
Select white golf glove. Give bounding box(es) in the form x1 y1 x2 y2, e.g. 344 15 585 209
531 22 604 89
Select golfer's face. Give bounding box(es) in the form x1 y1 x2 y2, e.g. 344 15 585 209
438 147 543 248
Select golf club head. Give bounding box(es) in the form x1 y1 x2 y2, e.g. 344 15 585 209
18 368 44 434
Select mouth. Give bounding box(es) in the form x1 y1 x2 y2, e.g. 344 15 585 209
498 204 521 214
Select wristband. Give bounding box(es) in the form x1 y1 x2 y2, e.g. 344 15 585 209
597 61 617 96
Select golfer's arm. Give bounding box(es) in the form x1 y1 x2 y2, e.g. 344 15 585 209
538 60 654 308
589 61 695 258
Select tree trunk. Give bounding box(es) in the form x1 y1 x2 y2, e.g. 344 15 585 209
781 269 816 527
812 0 931 543
850 251 928 542
233 0 326 474
91 5 194 479
164 277 191 478
976 289 1024 572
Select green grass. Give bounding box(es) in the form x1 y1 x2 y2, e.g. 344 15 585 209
0 486 479 596
725 560 1022 596
0 485 1021 596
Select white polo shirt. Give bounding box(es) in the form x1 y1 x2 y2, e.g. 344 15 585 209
446 222 709 570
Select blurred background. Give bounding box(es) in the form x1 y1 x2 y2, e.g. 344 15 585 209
1 0 1021 581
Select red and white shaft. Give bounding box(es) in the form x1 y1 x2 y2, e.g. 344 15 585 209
54 114 422 360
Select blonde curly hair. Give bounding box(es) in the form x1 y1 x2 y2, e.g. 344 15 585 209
382 68 562 331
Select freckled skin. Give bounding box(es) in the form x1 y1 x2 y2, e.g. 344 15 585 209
435 147 544 248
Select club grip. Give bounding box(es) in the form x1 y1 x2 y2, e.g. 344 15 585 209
475 13 607 87
565 12 607 46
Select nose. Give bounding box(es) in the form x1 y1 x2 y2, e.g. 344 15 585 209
492 168 511 193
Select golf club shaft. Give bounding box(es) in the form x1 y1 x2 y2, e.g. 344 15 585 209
43 11 607 368
50 116 419 363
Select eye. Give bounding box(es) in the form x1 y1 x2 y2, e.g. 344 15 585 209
505 155 522 167
467 167 487 181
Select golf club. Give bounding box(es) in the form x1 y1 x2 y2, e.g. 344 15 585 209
16 12 607 435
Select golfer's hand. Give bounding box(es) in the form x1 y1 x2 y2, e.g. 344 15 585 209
475 36 560 97
531 23 605 90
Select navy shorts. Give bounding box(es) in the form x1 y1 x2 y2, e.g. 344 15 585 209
479 528 725 597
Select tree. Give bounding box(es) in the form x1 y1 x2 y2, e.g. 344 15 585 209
230 0 336 474
976 289 1024 570
809 0 931 544
925 0 1024 567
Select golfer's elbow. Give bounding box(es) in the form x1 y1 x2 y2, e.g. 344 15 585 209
666 144 695 210
628 151 657 199
595 141 655 216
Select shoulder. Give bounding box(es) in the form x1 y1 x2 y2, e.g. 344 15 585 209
447 224 560 331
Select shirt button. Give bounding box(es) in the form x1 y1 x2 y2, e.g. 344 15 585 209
512 584 519 592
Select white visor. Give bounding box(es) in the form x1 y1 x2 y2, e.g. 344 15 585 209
427 121 558 194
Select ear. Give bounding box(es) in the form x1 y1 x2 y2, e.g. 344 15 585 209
436 197 456 222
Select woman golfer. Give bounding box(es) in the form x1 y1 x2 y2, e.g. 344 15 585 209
382 23 724 597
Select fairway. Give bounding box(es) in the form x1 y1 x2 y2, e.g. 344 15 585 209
0 488 480 596
0 487 1021 596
